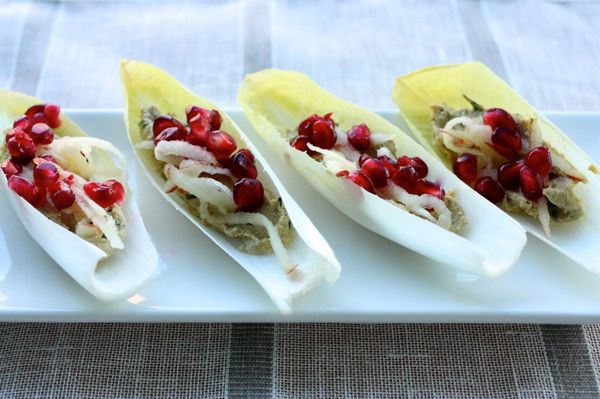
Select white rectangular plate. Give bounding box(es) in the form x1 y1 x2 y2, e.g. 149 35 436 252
1 110 599 323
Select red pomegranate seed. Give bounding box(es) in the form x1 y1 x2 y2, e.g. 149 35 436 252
5 128 17 143
491 127 521 157
152 115 187 138
8 176 47 208
297 113 335 139
233 178 264 211
186 106 222 131
29 123 54 145
33 162 59 187
7 130 36 164
377 155 397 176
361 158 387 188
43 104 61 128
206 130 237 159
154 127 187 145
298 114 319 138
497 160 524 191
525 146 552 177
336 170 349 177
392 165 418 191
347 124 371 151
474 177 505 203
414 179 445 200
229 149 258 179
311 120 336 149
83 179 125 208
187 116 211 146
290 135 310 152
13 116 31 132
397 156 428 178
238 148 254 162
50 183 75 210
519 166 543 201
25 104 46 121
453 153 478 184
357 154 372 167
346 170 375 193
1 160 22 177
30 112 47 126
40 154 57 163
483 108 517 131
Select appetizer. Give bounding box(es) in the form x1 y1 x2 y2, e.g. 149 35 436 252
239 69 527 278
393 62 600 274
0 90 158 301
120 60 340 313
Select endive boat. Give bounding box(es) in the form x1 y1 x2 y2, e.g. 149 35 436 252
393 62 600 275
0 90 158 301
238 69 526 278
120 60 340 313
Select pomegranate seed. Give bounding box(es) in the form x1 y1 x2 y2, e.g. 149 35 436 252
298 114 319 138
8 176 47 208
50 184 75 210
346 170 375 193
7 130 36 164
25 104 46 121
233 178 264 211
491 127 521 157
453 153 478 184
186 106 222 131
1 160 22 177
238 148 254 162
29 123 54 145
336 170 349 177
519 166 543 201
152 115 187 138
33 162 59 187
347 124 371 151
30 112 47 126
5 128 17 143
483 108 517 131
525 146 552 177
297 113 335 139
206 130 237 159
357 154 372 167
40 154 57 163
311 120 336 149
392 165 419 191
154 127 187 145
43 104 61 128
187 116 211 146
229 149 258 179
83 179 125 208
414 179 445 200
474 177 505 203
378 155 397 176
497 160 523 191
361 158 387 188
290 135 310 152
13 116 31 132
397 156 428 178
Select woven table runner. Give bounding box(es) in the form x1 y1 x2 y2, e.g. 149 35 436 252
1 0 600 397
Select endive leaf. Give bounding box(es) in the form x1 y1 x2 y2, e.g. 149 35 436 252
120 60 340 313
393 62 600 274
0 90 159 301
239 69 526 278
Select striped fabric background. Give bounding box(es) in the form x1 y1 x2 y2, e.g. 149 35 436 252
1 0 600 397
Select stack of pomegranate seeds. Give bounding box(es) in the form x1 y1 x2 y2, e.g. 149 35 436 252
152 106 264 212
452 108 552 203
2 104 125 210
290 113 445 200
